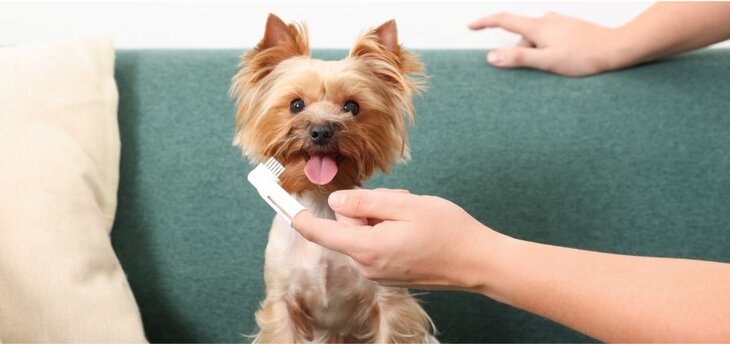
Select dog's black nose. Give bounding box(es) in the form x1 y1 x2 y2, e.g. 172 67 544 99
309 123 335 146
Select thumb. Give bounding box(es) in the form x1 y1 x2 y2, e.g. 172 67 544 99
487 47 551 71
328 189 413 221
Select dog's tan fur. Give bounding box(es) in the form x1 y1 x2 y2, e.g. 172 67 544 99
232 14 434 343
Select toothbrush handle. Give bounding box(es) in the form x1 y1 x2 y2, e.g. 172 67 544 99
266 183 306 225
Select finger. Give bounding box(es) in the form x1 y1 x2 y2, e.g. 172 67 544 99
468 12 538 37
487 47 552 71
367 218 384 226
328 189 414 220
516 36 535 48
335 209 384 226
373 188 411 194
291 211 369 253
335 212 368 226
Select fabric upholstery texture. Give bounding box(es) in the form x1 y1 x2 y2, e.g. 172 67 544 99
112 49 730 342
0 39 146 342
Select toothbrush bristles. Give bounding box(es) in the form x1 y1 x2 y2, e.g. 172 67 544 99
264 157 285 178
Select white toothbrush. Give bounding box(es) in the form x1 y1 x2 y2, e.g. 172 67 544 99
247 157 306 225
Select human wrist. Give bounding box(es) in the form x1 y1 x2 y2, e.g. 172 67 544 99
593 26 635 73
459 223 520 301
599 23 655 73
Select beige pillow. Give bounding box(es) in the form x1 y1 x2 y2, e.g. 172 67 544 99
0 39 146 342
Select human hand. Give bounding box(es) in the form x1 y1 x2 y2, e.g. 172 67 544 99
469 12 623 77
292 189 511 292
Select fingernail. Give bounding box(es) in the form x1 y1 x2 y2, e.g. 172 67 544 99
329 191 345 209
488 51 503 64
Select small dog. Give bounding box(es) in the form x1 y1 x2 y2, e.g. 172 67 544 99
232 14 435 343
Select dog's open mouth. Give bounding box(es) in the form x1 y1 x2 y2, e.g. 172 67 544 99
304 153 339 185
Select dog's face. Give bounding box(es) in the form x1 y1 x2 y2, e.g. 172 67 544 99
233 14 424 194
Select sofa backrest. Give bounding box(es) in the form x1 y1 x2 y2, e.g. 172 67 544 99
112 49 730 342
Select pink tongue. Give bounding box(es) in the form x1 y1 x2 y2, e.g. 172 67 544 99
304 154 338 185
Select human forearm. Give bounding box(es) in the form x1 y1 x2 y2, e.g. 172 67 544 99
607 2 730 70
476 236 730 341
293 190 730 341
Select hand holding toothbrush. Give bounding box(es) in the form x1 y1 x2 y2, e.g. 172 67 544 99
294 189 500 291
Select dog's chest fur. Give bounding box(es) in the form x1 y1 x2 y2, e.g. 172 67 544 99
265 191 378 332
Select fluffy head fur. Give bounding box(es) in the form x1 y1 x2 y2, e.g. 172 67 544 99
232 14 426 194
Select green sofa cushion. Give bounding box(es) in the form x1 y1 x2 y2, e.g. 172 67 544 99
112 49 730 342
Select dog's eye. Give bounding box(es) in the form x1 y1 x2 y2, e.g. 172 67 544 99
290 98 306 114
343 100 359 116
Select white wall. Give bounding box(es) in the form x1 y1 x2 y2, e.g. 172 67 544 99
1 1 728 50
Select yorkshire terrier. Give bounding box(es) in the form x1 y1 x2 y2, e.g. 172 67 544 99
231 14 435 343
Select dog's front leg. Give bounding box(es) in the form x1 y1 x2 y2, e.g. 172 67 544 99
372 287 437 344
254 296 312 343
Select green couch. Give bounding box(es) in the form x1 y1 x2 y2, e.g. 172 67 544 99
111 49 730 342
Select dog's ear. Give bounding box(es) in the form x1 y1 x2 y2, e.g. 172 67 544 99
240 14 310 84
373 20 399 54
259 14 308 54
349 19 422 77
349 19 425 128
